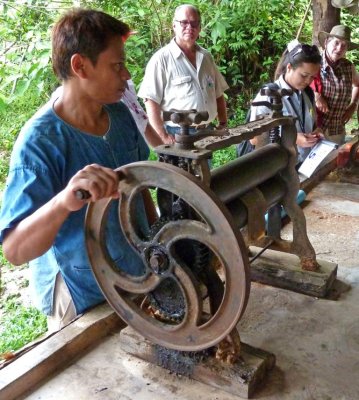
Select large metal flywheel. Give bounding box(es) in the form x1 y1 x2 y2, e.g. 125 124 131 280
85 161 250 351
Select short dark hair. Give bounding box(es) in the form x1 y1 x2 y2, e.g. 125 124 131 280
274 43 321 80
52 8 130 80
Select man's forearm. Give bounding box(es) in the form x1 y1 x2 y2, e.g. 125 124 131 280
144 99 168 140
2 194 71 265
216 95 228 126
351 85 359 105
3 164 120 265
142 189 157 225
144 123 164 147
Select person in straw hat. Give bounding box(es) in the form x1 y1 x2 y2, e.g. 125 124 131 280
311 25 359 144
331 1 359 15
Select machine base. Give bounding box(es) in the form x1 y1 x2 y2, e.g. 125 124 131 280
120 326 275 399
249 246 338 298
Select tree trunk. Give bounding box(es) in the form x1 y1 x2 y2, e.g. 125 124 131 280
312 0 340 47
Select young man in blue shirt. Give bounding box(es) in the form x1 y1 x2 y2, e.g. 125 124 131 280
0 9 150 331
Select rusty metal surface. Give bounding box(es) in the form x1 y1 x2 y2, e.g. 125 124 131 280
155 115 296 157
348 133 359 167
85 161 250 352
225 176 287 230
155 145 212 160
210 144 288 203
275 123 319 270
194 116 295 151
240 188 267 243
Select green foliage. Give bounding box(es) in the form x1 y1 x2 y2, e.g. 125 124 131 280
196 0 315 117
148 149 159 161
0 248 11 269
0 0 318 124
0 1 56 107
227 93 250 127
212 145 237 168
0 86 53 184
0 299 47 355
340 12 359 66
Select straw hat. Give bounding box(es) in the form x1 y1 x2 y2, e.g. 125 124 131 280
331 0 359 14
318 25 359 50
331 0 354 7
348 4 359 14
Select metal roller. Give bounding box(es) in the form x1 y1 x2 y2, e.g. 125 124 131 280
226 175 287 229
210 144 288 203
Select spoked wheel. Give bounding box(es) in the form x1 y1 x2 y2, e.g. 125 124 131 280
85 161 250 351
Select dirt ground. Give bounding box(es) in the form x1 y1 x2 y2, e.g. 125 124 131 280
283 171 359 268
0 180 32 321
0 265 31 306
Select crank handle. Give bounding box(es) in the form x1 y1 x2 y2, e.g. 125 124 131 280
74 169 126 201
75 189 91 200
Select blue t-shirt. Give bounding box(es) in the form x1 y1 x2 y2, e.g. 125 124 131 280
0 100 150 315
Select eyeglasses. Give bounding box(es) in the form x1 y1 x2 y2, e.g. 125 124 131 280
291 44 320 58
175 19 200 29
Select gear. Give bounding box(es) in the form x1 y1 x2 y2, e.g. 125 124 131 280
146 217 211 323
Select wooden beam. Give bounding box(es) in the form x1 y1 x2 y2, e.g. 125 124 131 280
0 304 125 400
120 326 276 399
249 246 338 298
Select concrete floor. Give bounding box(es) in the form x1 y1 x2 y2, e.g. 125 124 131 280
22 178 359 400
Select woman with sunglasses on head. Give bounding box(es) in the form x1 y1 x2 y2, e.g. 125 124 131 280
311 25 359 145
246 40 323 163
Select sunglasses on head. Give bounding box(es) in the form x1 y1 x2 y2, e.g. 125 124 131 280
175 19 200 29
290 44 320 58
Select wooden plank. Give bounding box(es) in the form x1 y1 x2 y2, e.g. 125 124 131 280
120 326 276 399
249 246 338 298
0 303 125 400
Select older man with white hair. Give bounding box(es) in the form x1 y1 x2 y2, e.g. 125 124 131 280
138 4 229 143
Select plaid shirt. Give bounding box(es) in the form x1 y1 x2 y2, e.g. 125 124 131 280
318 55 353 136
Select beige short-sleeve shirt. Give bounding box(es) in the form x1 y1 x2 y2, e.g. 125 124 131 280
138 39 229 125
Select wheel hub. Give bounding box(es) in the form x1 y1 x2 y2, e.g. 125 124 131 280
145 246 170 275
